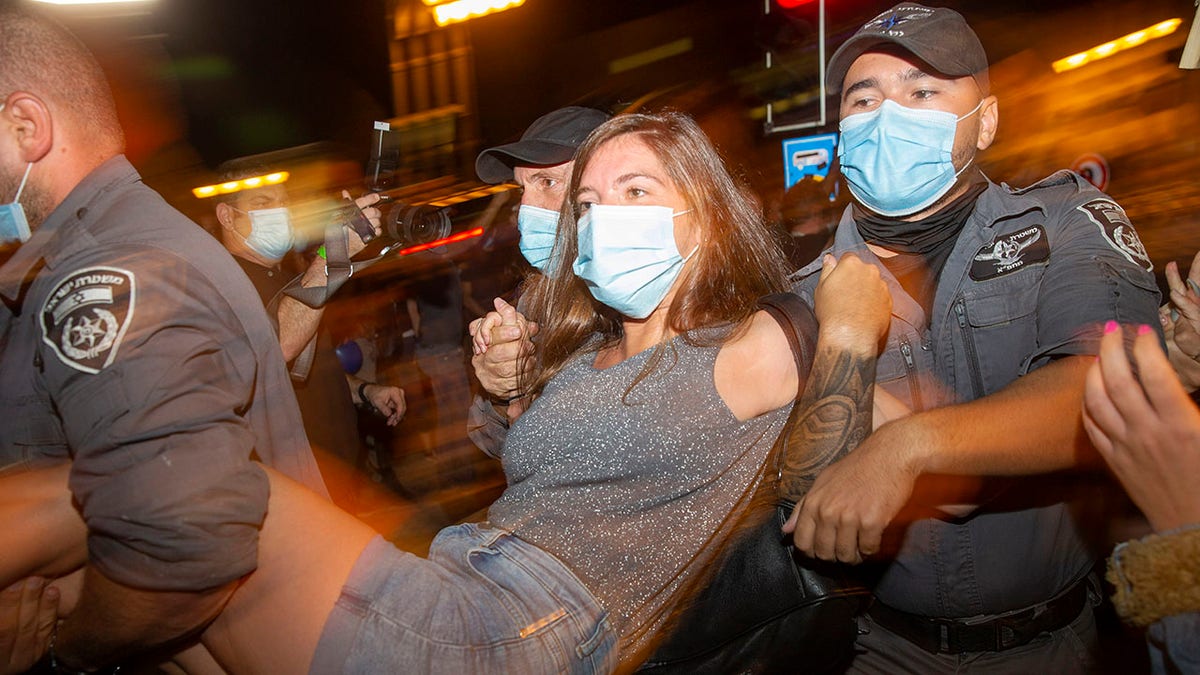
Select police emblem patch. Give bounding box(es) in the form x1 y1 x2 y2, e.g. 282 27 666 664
41 266 136 374
1078 199 1153 272
970 225 1050 281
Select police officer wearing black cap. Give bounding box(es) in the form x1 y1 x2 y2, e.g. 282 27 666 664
467 106 609 457
783 4 1161 671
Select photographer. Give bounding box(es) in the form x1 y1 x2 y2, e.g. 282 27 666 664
213 158 405 509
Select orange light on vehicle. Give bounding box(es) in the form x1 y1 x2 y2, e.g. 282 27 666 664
431 0 524 27
192 171 290 199
1053 18 1182 73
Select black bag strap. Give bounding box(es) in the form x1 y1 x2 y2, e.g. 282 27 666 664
757 291 818 399
756 291 819 503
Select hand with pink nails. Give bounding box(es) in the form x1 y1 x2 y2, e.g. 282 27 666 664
1083 320 1200 532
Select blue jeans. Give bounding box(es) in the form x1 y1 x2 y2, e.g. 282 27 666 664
310 524 618 674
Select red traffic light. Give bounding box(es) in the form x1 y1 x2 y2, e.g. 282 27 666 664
776 0 817 8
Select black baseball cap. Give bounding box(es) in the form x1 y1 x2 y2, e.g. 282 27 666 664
475 106 610 184
827 3 989 94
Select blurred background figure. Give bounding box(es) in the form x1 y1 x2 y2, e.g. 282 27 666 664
212 156 405 511
770 164 848 270
404 245 474 481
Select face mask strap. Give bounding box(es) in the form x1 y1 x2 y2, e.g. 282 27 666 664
11 162 32 204
949 100 987 180
957 99 985 123
0 104 35 204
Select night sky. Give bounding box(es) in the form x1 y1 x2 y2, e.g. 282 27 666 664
51 0 1140 172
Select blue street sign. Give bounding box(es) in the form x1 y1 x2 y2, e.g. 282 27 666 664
783 133 838 189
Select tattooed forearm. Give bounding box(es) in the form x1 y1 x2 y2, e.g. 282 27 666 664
778 343 877 501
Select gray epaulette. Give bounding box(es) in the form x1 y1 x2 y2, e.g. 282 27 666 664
1004 169 1088 196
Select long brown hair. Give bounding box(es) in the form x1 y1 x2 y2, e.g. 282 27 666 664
522 111 790 396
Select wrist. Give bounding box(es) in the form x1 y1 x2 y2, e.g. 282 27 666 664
357 381 373 407
880 415 934 477
816 323 881 356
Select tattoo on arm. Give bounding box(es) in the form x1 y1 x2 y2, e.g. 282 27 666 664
778 344 877 501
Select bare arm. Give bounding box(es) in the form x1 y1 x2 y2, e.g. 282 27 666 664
54 569 236 671
276 259 330 362
776 252 891 500
346 374 407 426
0 467 234 672
792 353 1095 563
894 354 1095 477
0 467 83 674
778 337 877 501
278 192 382 362
0 465 86 587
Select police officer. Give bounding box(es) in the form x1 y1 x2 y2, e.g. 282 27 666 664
783 4 1162 671
0 7 327 670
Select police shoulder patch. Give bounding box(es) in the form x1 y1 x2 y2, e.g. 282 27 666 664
1077 198 1152 272
970 225 1050 281
41 266 136 374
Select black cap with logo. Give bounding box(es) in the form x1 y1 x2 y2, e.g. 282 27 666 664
827 3 989 94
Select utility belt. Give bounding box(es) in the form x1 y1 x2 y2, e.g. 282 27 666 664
868 576 1091 654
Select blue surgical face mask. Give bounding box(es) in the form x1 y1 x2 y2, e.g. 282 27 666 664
0 105 34 245
838 99 982 217
234 206 293 262
517 204 559 272
572 204 696 320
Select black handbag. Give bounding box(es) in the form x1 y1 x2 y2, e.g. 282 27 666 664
637 292 870 674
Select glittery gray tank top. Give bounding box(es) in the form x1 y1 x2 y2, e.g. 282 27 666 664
487 329 790 658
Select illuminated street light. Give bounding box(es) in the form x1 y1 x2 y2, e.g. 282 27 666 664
192 171 289 199
430 0 524 27
31 0 153 4
1053 18 1182 73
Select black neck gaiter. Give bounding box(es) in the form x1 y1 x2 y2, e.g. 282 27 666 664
857 173 989 326
854 172 988 255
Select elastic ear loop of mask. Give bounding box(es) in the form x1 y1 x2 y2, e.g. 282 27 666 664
0 103 36 204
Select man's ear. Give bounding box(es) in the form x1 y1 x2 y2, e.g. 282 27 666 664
2 93 54 163
215 202 237 231
976 95 998 151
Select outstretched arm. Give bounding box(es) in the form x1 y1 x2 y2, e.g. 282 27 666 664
0 465 84 674
0 464 86 587
203 468 376 675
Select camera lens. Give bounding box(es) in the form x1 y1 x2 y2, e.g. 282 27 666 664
385 203 452 246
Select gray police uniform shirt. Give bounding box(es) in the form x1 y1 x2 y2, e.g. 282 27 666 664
792 171 1161 618
487 329 790 665
0 156 328 592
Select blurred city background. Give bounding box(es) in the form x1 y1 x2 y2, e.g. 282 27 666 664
27 0 1200 665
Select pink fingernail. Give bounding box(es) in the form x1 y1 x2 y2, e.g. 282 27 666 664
1103 320 1119 334
1137 324 1152 336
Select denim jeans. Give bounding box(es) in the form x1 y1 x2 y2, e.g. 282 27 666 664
310 524 618 674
